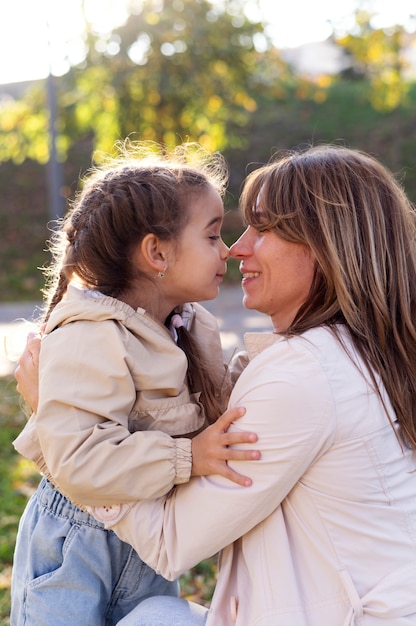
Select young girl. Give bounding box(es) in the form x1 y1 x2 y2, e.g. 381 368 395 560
11 141 258 626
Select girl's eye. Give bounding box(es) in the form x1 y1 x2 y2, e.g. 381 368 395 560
209 235 220 241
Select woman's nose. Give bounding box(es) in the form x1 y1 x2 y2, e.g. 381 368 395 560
229 228 250 259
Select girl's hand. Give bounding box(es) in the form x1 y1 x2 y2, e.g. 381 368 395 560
191 407 260 486
14 332 41 413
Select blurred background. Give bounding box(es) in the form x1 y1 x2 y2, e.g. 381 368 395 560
1 0 416 622
1 0 416 303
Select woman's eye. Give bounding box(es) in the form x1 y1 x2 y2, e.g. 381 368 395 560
209 235 220 241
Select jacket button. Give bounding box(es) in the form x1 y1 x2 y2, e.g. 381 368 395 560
230 596 238 622
92 504 122 522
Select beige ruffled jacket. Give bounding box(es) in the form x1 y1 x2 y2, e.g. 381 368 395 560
14 283 232 510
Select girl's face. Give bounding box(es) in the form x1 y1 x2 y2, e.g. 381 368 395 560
230 218 315 333
163 185 229 308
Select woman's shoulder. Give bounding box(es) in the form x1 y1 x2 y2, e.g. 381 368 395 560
244 325 342 362
240 325 357 395
296 325 359 372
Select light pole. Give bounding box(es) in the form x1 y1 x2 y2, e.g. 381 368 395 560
46 9 64 220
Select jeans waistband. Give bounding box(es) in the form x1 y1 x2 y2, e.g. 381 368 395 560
37 477 105 529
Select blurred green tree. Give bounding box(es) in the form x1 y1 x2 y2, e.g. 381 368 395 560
0 0 287 163
334 8 412 166
336 10 410 110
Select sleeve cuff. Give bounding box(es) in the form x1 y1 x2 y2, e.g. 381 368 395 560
173 437 192 484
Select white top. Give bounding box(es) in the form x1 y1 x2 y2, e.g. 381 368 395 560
99 325 416 625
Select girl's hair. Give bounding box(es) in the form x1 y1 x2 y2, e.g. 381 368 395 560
42 140 229 423
241 144 416 448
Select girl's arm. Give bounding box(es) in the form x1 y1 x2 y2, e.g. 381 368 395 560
14 328 259 502
191 408 260 487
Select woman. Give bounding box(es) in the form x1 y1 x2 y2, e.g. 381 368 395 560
104 145 416 625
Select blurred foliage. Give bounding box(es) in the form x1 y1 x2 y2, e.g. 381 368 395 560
335 11 411 112
180 557 218 606
1 1 415 165
2 78 416 302
0 0 286 162
0 377 38 625
0 0 416 301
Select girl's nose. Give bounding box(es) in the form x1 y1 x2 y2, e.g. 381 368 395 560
220 239 230 260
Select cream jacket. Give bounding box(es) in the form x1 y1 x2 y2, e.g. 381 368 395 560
104 326 416 625
14 284 230 509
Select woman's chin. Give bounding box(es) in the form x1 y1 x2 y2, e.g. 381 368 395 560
242 293 256 310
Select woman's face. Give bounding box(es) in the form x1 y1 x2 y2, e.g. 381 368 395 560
230 219 316 333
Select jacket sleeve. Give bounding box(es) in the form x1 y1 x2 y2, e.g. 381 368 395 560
32 320 192 507
105 338 336 579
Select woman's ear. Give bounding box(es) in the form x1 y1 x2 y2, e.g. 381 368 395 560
139 233 169 274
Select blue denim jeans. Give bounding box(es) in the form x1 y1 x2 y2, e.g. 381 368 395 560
11 478 179 626
116 596 208 626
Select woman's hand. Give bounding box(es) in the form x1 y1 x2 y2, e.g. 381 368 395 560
14 332 41 413
191 407 260 487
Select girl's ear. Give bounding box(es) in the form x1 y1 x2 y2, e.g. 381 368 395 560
139 233 169 274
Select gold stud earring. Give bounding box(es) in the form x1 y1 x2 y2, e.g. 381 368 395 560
158 271 164 278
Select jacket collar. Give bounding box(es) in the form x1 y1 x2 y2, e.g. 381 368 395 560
243 332 281 361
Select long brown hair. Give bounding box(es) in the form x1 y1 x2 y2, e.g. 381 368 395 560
241 144 416 448
42 140 229 422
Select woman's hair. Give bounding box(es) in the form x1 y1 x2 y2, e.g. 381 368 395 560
42 140 229 423
241 144 416 448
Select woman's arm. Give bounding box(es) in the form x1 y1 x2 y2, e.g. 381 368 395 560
103 338 335 579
